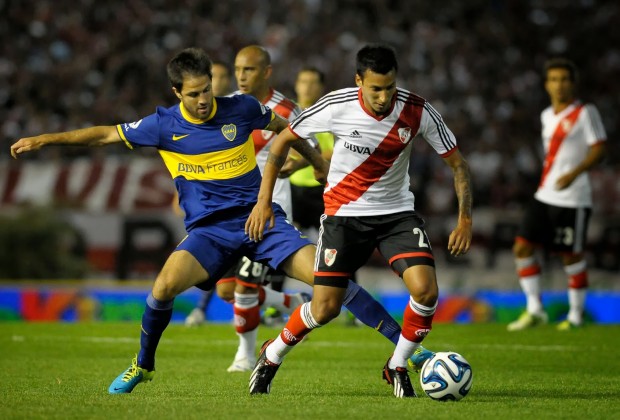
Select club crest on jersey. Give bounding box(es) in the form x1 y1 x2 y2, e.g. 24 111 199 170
261 130 275 141
561 119 573 132
324 248 337 266
398 127 412 144
221 124 237 141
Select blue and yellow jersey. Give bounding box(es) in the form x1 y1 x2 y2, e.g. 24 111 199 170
116 94 274 230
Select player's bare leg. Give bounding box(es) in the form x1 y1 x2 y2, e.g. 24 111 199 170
110 250 209 393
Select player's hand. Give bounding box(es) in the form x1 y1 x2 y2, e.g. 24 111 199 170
555 172 577 190
447 219 472 257
10 137 43 159
313 159 330 185
245 201 275 242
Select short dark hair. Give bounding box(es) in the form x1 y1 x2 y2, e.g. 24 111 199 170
297 66 325 84
356 44 398 78
167 47 213 91
544 57 578 82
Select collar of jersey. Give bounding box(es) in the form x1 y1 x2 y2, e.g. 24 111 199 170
357 88 396 121
180 99 217 124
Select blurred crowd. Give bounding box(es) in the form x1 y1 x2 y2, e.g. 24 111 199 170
1 0 618 215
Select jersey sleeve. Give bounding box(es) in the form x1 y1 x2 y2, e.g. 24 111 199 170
238 94 274 130
420 102 458 156
116 112 161 149
583 104 607 144
288 102 331 141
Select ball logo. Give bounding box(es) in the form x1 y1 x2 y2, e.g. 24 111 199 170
415 328 431 338
324 248 337 266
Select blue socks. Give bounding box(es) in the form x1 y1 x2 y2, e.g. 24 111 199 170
137 293 174 371
197 289 215 312
343 280 401 345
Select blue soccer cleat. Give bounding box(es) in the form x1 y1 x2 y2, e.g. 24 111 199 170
108 356 155 394
407 345 435 372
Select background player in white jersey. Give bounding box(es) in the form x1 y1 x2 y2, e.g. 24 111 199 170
507 58 607 332
246 44 473 398
224 45 308 372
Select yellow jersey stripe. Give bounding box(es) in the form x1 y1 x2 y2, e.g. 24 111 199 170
116 125 134 150
160 137 257 181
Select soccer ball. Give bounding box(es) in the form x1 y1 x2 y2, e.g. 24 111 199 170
419 351 473 401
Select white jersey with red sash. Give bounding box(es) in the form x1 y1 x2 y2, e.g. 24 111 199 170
289 87 458 217
232 89 301 218
535 101 607 208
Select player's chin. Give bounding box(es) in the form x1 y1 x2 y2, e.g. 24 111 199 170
374 104 389 113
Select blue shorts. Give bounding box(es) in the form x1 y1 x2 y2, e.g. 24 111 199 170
177 204 311 286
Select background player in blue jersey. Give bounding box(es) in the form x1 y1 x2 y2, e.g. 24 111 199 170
11 47 431 395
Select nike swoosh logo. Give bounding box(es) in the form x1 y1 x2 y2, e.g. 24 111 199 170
172 134 190 141
375 320 383 331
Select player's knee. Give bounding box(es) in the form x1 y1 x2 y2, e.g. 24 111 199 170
216 283 235 301
512 240 533 258
152 275 183 300
310 299 341 324
412 290 438 308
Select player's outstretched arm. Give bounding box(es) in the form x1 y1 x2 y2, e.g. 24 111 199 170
442 149 473 257
10 126 122 159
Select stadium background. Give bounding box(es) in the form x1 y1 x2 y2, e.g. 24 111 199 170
0 0 618 323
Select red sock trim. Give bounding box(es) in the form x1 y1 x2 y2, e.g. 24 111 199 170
233 305 260 333
569 271 588 289
279 305 312 345
401 302 433 343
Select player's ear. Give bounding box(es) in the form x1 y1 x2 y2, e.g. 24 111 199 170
172 87 182 100
264 64 273 80
355 74 362 87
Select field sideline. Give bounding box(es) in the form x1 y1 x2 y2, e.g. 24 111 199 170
2 322 619 419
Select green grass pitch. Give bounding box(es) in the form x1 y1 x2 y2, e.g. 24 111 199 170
1 321 619 419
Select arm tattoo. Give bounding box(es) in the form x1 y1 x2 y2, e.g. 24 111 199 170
291 139 323 169
266 152 286 169
453 161 473 219
266 115 289 134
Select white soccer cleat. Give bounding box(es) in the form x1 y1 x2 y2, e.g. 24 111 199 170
185 308 205 327
227 356 255 373
507 311 548 331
